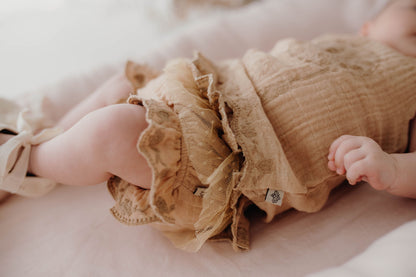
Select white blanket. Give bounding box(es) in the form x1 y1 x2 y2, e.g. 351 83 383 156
309 221 416 276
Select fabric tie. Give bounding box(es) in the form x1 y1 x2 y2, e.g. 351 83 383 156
0 109 62 196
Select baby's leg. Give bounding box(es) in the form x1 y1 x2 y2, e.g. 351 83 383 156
57 73 133 130
29 104 152 189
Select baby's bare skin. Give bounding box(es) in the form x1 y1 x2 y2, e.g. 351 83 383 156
28 75 152 189
327 133 416 198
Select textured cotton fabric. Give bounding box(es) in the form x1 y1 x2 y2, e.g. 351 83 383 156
109 34 416 252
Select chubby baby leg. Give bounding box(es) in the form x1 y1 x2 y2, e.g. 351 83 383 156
29 104 152 189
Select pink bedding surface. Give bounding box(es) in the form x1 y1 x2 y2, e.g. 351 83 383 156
1 183 415 276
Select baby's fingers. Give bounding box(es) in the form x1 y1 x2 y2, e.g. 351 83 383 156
345 160 367 185
328 148 365 175
328 135 353 161
333 137 364 174
343 148 366 171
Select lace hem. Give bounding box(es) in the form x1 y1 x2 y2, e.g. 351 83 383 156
108 57 250 252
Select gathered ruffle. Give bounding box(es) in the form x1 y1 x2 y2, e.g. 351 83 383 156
108 55 250 252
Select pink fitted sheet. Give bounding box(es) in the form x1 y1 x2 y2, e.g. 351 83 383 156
1 183 415 276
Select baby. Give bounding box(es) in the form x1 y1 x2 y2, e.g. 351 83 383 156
1 0 416 251
328 0 416 196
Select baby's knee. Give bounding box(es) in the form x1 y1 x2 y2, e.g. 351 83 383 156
83 104 151 185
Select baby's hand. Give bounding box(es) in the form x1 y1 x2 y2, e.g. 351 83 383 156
328 135 398 191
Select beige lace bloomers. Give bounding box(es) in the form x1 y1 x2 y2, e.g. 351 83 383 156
107 35 416 252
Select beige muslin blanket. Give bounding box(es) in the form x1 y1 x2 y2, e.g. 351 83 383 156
108 34 416 252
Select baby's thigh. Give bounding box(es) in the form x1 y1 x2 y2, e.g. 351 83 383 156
31 103 149 187
87 103 147 151
85 104 152 187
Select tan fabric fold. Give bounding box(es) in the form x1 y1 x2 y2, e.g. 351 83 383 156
108 34 416 251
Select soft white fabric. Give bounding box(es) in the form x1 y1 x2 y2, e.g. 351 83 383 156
308 221 416 277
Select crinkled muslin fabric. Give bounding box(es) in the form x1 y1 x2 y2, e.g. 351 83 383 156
107 34 415 252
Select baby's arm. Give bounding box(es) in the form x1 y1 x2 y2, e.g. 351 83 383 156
29 104 152 189
328 118 416 198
